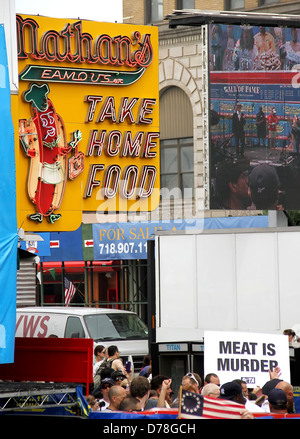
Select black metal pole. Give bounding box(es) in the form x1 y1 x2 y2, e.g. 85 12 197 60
147 239 159 375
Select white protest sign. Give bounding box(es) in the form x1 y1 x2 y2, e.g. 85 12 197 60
204 330 290 387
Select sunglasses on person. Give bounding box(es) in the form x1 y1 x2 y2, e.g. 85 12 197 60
102 384 112 389
114 376 123 381
186 372 199 387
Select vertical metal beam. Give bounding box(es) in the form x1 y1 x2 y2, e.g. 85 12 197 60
84 261 89 306
147 240 156 349
40 262 44 305
202 24 210 210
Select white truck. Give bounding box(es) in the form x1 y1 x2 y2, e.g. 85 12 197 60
16 306 149 373
154 226 300 343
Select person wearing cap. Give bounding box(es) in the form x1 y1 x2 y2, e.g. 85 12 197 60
267 107 279 149
219 381 254 419
232 379 264 413
216 160 251 209
258 366 283 412
96 377 115 410
232 102 247 157
276 381 296 414
248 163 281 210
112 369 126 386
219 381 247 405
268 388 288 414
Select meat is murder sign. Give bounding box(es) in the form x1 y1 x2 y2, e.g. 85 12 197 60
204 330 290 387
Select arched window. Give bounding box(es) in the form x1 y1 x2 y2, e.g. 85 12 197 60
160 86 194 198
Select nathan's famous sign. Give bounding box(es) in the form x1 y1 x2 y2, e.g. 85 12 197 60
17 15 159 231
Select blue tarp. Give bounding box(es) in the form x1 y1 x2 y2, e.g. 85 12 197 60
38 216 269 262
0 24 18 364
89 411 178 419
92 216 269 260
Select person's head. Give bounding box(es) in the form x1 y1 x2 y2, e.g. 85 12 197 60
275 381 294 413
261 378 282 396
283 329 296 342
272 107 276 114
151 375 173 403
204 373 220 386
94 345 106 360
216 160 250 209
182 372 202 394
259 26 266 35
232 379 249 399
249 164 280 209
130 376 150 399
149 389 158 400
241 28 254 50
219 382 246 405
100 377 115 401
151 375 169 393
142 354 151 367
108 385 126 410
100 367 114 381
86 394 99 411
119 396 142 412
140 354 152 378
201 383 220 398
107 345 120 358
268 388 287 413
112 370 126 386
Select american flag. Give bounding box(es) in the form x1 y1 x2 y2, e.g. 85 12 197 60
64 275 76 306
179 390 245 419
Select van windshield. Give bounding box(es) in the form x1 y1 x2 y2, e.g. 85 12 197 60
84 313 148 341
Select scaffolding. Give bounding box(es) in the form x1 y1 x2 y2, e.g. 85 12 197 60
0 382 78 412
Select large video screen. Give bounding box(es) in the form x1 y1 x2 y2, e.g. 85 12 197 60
209 23 300 210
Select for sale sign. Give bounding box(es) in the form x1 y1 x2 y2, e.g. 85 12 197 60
204 330 290 387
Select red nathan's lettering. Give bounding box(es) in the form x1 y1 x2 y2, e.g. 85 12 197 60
84 96 157 125
17 15 154 68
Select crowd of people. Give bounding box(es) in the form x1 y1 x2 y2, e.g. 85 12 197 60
85 344 297 419
210 24 300 72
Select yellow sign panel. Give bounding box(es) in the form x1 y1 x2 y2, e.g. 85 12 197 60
16 15 159 231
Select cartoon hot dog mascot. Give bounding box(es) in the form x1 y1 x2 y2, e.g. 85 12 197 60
19 83 83 224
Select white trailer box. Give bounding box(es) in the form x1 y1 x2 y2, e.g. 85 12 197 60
155 227 300 343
